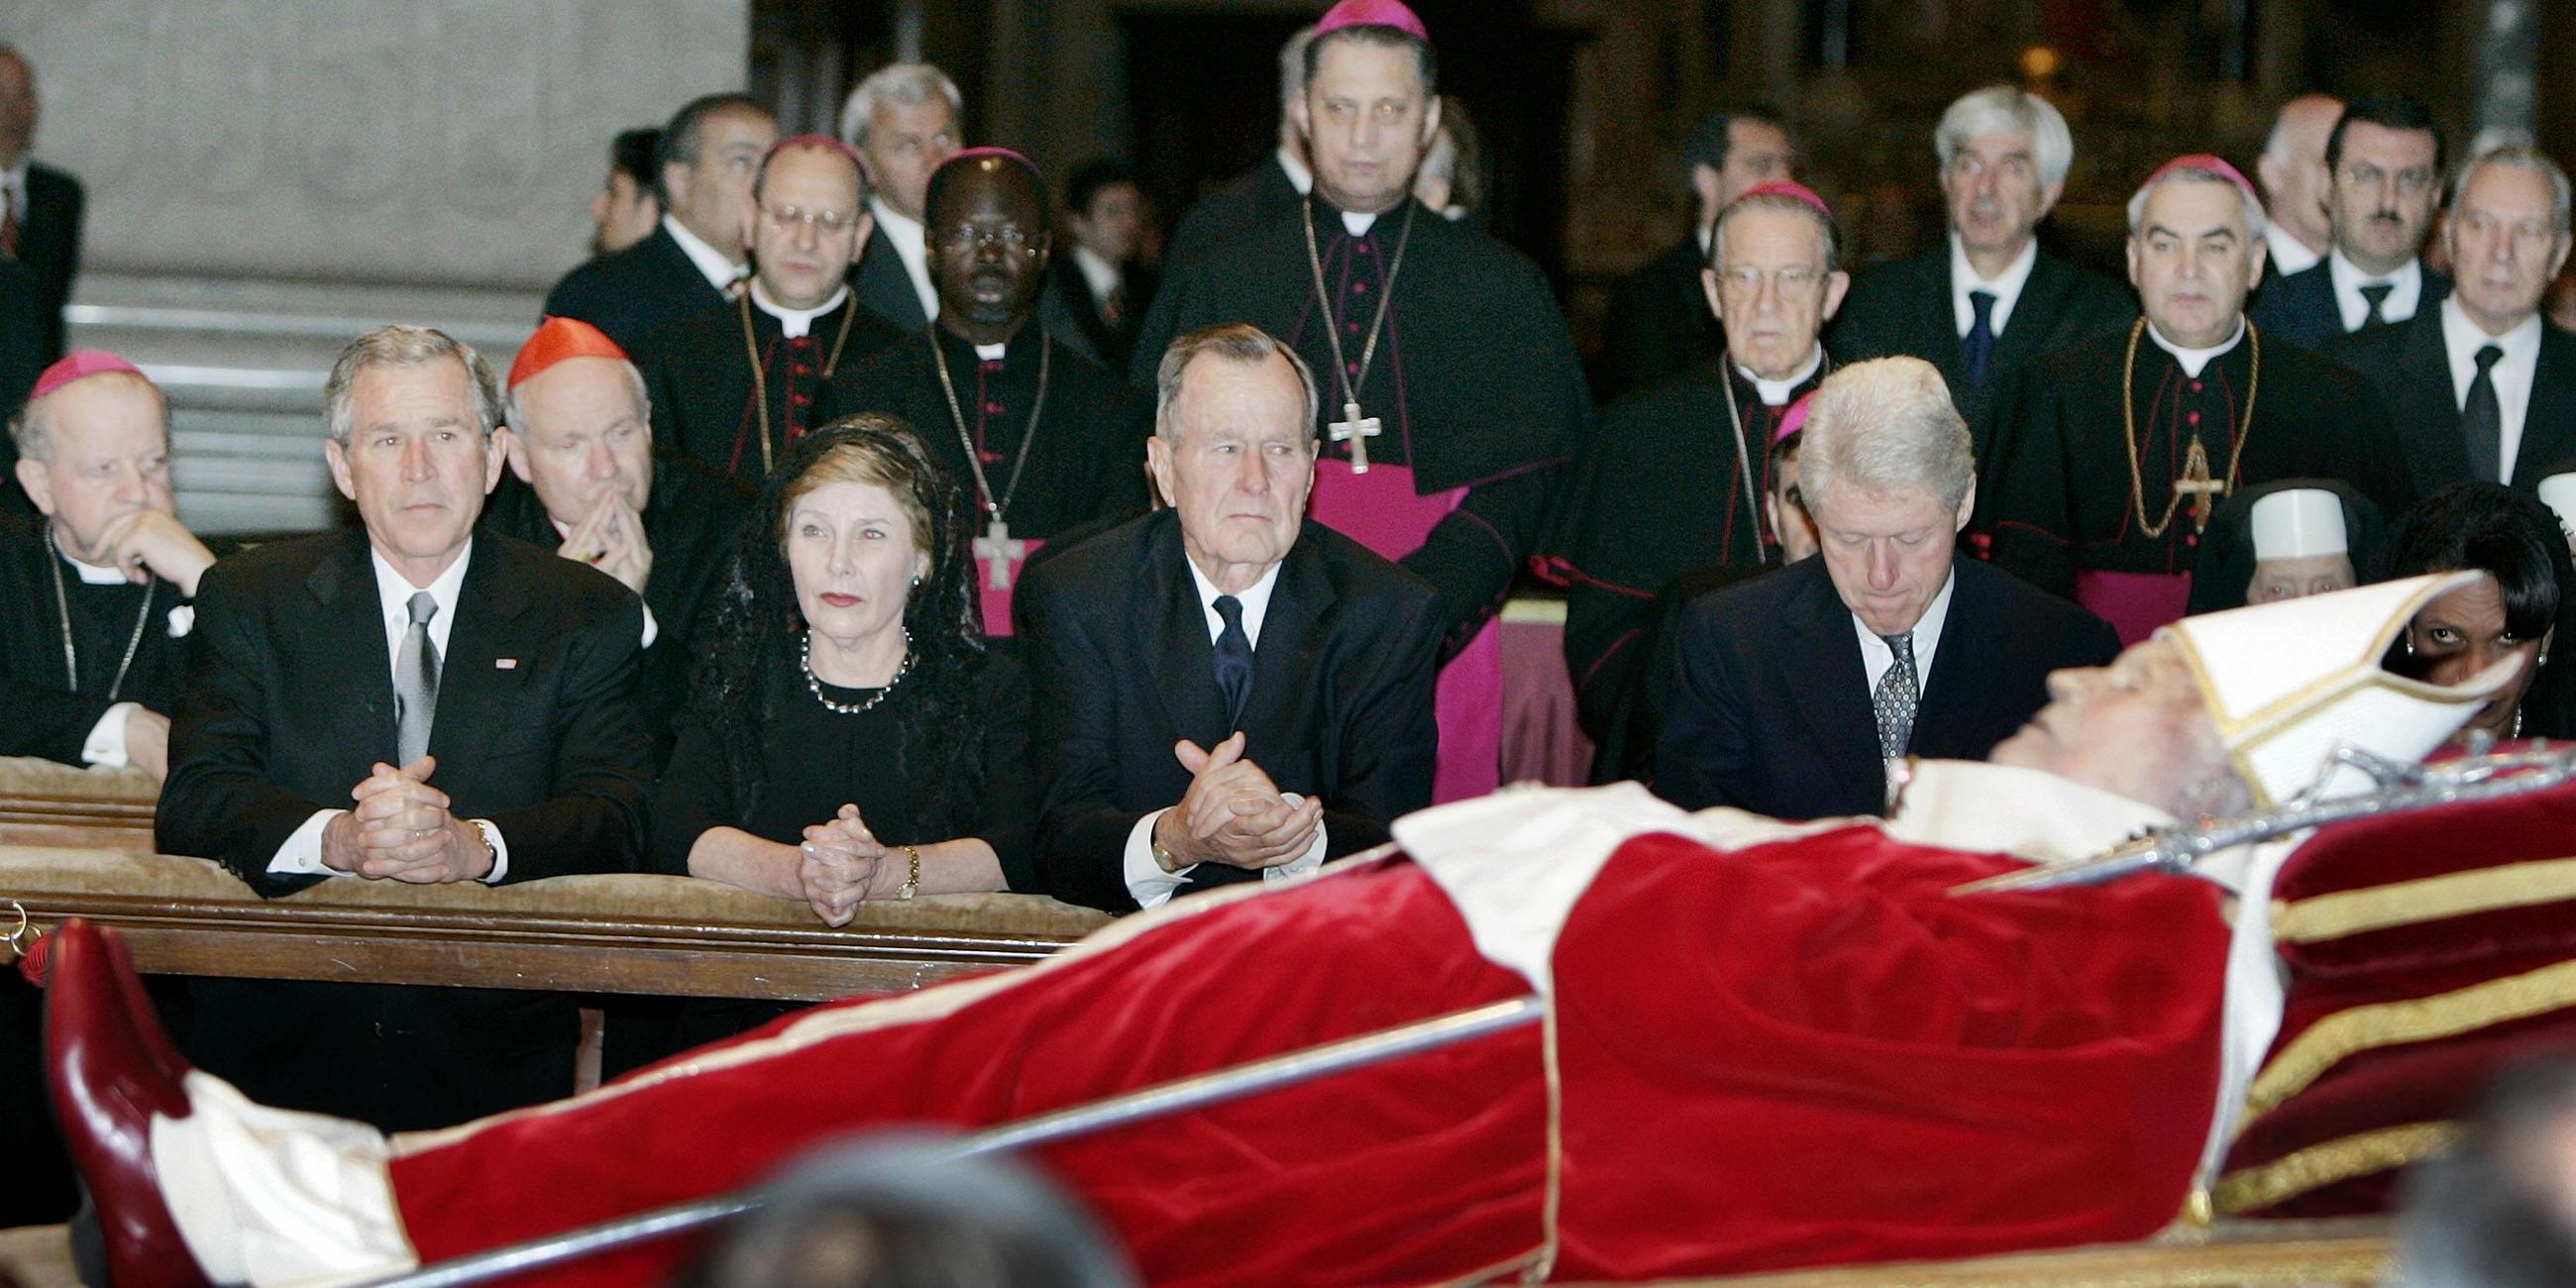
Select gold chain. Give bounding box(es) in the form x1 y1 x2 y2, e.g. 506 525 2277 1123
2119 317 2262 541
739 291 863 476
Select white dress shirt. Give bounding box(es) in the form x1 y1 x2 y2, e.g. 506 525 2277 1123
1123 557 1330 909
1070 245 1121 308
1949 234 2039 339
868 197 941 323
2263 222 2323 277
1740 347 1824 407
268 542 510 882
1277 148 1314 197
1851 568 1955 703
660 215 745 295
750 280 851 341
2441 295 2545 483
2147 317 2247 379
2326 250 2424 331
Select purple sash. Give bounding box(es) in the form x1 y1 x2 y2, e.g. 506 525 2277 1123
2074 569 2193 647
978 538 1047 637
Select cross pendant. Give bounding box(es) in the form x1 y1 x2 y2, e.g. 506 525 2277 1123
1328 400 1382 474
2173 439 2228 533
973 517 1028 590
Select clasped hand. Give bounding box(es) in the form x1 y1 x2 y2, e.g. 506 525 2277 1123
798 804 887 926
322 755 493 883
556 492 653 597
1156 731 1322 871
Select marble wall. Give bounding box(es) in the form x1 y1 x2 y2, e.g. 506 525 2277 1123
2 0 748 289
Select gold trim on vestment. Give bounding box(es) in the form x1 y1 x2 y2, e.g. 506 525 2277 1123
1530 987 1566 1282
2235 958 2576 1135
2213 1121 2462 1216
2272 855 2576 944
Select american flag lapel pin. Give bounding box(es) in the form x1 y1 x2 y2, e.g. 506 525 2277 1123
495 658 519 670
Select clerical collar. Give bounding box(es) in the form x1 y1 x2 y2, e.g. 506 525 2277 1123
750 280 850 339
869 196 943 323
1342 208 1378 237
54 537 131 586
1948 232 2038 338
1276 148 1315 196
1737 347 1823 407
975 342 1006 362
2326 250 2422 331
661 214 745 295
1182 554 1281 650
2146 318 2245 378
1070 244 1121 303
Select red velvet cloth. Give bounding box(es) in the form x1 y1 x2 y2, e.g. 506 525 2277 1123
2220 774 2576 1218
388 826 2228 1285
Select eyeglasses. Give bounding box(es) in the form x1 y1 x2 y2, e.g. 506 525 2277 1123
760 203 861 236
937 225 1039 256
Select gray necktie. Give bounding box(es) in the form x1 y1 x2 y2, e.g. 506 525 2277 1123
1874 632 1918 759
395 590 440 763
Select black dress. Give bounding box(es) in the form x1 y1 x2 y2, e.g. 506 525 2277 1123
649 638 1035 1045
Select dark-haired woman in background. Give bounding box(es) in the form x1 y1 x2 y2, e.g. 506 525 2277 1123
650 416 1034 1041
2383 482 2573 742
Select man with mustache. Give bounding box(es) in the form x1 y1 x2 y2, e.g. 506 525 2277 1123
1828 84 2134 443
1979 155 2415 644
2320 148 2576 494
2251 93 2450 347
842 150 1147 636
155 326 656 1131
633 136 907 480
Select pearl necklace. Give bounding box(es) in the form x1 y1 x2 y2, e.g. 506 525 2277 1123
802 629 911 714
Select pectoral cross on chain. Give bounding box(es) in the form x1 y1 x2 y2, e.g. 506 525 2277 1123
974 517 1027 590
2173 439 2228 533
1329 401 1382 474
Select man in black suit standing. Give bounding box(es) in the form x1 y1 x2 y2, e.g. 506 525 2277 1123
158 325 655 1131
1044 159 1159 373
0 46 77 373
1597 105 1795 400
837 62 962 331
2323 148 2576 493
2250 93 2448 348
1655 357 2118 819
1019 322 1440 913
1828 84 2133 447
542 94 777 352
485 315 751 762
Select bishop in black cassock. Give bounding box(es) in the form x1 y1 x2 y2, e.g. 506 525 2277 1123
845 148 1151 636
632 136 907 481
0 512 192 766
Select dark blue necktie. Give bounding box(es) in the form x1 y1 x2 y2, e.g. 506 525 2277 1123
2463 344 2505 483
1963 289 1997 389
2358 281 2395 326
1214 594 1253 730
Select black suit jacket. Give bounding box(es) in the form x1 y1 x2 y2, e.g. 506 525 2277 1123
1160 156 1305 280
1019 510 1442 913
157 531 654 1130
1653 556 2120 820
1828 244 2135 450
541 223 731 354
1039 257 1156 374
17 161 80 372
2317 307 2576 493
480 458 753 765
2249 261 2451 351
1597 236 1721 401
852 225 930 331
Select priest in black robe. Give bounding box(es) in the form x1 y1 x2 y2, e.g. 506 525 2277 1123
1828 85 2133 447
634 136 906 481
485 317 753 765
843 150 1148 637
1596 105 1795 400
542 95 775 354
1 353 212 777
1548 181 1841 742
1130 0 1588 802
1978 157 2415 644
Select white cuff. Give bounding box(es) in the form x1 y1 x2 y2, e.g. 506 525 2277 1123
268 810 343 876
1259 794 1330 886
475 819 511 884
639 602 660 651
1123 808 1195 910
81 702 141 768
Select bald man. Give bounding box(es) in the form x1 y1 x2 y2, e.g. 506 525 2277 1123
2255 94 2341 277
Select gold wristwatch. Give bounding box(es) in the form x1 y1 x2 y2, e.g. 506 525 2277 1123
897 844 921 901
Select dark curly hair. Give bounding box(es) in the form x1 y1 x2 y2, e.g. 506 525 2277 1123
694 414 988 825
